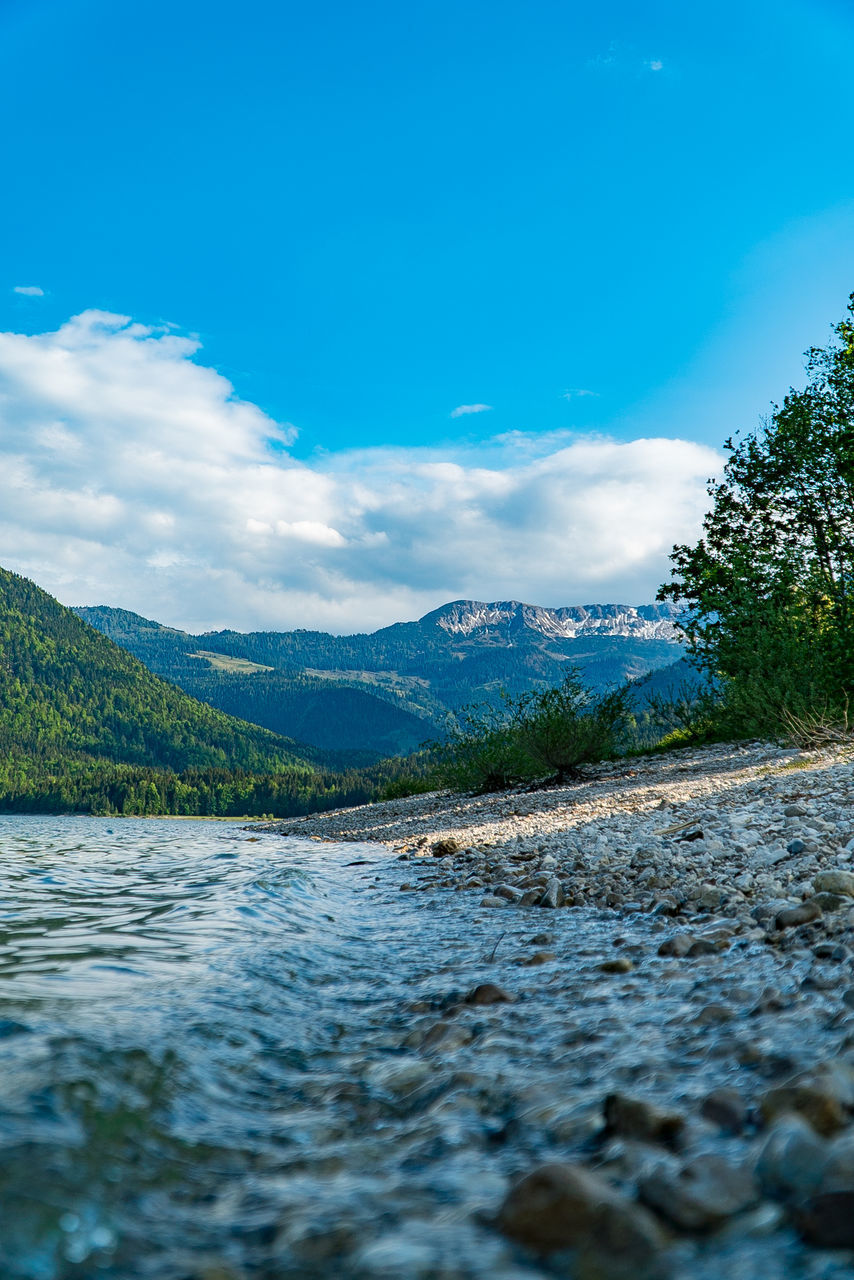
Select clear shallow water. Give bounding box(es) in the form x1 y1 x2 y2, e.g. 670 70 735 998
0 816 851 1280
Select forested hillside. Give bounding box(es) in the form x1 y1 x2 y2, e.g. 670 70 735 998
0 567 420 815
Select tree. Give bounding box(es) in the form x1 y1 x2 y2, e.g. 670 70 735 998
658 294 854 739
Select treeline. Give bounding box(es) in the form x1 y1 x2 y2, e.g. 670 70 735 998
0 750 434 817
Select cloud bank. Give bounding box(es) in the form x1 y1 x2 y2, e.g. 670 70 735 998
0 311 719 632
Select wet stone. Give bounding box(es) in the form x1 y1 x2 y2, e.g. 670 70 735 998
760 1062 854 1136
798 1191 854 1248
599 957 633 975
700 1086 748 1134
639 1153 757 1232
756 1114 829 1200
603 1093 685 1148
497 1161 666 1273
775 901 823 930
465 983 514 1006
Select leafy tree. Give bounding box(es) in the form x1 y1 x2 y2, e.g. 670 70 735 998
658 294 854 739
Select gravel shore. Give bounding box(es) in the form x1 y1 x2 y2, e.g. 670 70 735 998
260 740 854 1276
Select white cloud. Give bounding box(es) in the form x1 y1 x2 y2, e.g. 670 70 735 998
562 388 599 400
13 285 44 297
450 403 493 418
0 311 720 632
646 59 664 72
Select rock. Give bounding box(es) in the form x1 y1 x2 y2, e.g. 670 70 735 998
787 838 807 855
479 895 508 908
785 803 808 817
818 1128 854 1190
775 900 823 930
603 1093 684 1148
431 837 460 857
497 1162 665 1272
810 891 849 913
518 888 544 906
530 932 553 945
465 982 514 1005
639 1153 757 1231
656 932 717 958
760 1062 854 1136
814 869 854 898
656 933 694 958
523 950 555 966
493 883 523 902
419 1020 474 1051
798 1191 854 1247
599 957 633 975
538 876 564 909
756 1114 828 1199
700 1088 748 1134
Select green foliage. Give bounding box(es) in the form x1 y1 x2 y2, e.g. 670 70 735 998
0 566 439 815
659 294 854 743
434 671 630 793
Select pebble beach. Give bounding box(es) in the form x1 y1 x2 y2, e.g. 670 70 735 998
258 740 854 1277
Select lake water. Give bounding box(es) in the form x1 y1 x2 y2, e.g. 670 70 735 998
0 815 850 1280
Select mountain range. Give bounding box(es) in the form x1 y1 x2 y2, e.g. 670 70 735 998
76 599 684 760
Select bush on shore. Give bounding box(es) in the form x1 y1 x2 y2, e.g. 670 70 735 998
433 671 631 793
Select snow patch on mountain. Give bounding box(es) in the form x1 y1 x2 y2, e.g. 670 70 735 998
433 600 681 641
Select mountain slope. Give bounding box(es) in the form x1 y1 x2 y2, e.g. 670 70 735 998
0 567 309 774
76 598 683 755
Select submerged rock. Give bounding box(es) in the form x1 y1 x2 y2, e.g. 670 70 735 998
639 1153 757 1231
603 1094 685 1148
497 1161 666 1274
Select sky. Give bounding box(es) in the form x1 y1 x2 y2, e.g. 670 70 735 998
0 0 852 632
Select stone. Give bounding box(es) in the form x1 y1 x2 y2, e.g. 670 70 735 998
756 1114 828 1199
639 1153 757 1231
523 950 556 966
700 1087 748 1134
656 933 694 958
516 888 542 906
760 1062 854 1136
603 1093 684 1148
818 1129 854 1190
810 892 849 913
785 803 808 817
479 895 508 908
419 1020 473 1051
814 869 854 898
538 875 564 909
431 837 461 857
798 1191 854 1247
497 1162 665 1270
599 957 633 975
493 883 523 902
775 901 822 930
787 838 807 855
465 982 514 1005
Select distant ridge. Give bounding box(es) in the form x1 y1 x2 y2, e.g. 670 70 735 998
76 597 683 758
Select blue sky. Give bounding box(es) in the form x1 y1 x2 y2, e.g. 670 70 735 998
0 0 852 629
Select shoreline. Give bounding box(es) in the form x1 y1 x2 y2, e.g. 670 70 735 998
258 739 854 925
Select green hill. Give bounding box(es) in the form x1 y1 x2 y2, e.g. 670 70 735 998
0 567 400 816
